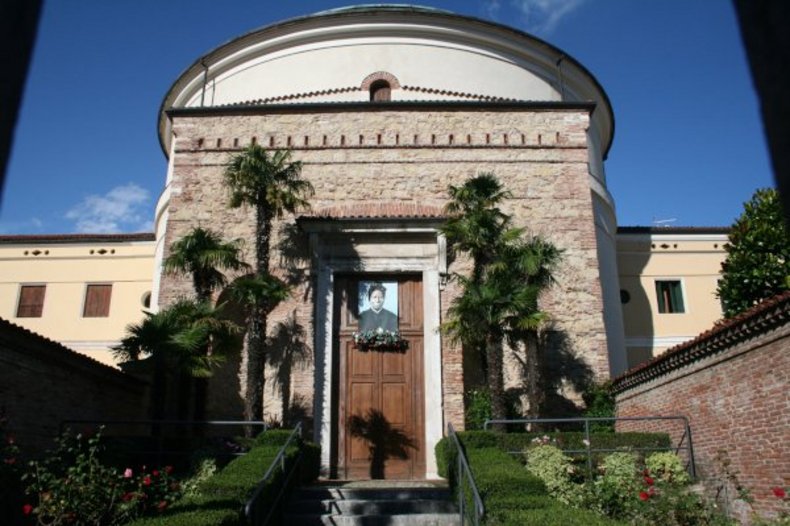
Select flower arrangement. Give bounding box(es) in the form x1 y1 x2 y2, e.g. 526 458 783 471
352 328 409 352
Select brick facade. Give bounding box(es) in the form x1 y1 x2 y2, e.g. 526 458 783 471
613 293 790 520
0 318 149 455
158 104 611 435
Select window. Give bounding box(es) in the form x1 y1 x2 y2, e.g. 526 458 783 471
83 284 112 317
17 285 45 317
369 80 391 102
655 280 685 313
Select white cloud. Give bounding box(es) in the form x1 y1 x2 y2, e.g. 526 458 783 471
482 0 502 19
510 0 586 35
66 183 151 233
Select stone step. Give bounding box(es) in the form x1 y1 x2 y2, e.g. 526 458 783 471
283 513 459 526
286 497 457 515
291 486 452 502
283 481 459 526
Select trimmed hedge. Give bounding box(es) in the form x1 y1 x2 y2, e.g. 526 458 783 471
436 433 638 525
457 430 671 453
129 430 319 526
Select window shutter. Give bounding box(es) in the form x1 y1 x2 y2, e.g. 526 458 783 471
84 284 112 317
17 285 45 317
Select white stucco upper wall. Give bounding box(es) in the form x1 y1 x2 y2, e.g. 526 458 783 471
159 6 614 156
190 40 560 108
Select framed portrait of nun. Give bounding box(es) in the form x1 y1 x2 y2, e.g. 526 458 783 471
358 281 399 331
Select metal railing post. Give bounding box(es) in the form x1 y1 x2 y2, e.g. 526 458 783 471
684 418 697 479
584 418 593 479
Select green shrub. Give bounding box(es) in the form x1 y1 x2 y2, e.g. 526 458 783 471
465 389 493 430
525 445 580 505
129 433 320 526
645 451 691 485
22 429 182 525
488 507 625 525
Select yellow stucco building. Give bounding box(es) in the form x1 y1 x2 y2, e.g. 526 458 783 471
0 233 155 366
0 227 727 370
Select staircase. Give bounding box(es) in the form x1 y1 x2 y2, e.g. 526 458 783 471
283 480 460 525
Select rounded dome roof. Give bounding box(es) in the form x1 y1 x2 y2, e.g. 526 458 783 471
159 5 613 156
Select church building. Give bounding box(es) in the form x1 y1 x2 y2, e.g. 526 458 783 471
0 6 731 480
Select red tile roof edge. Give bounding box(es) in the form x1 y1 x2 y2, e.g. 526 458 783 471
0 233 155 244
611 290 790 393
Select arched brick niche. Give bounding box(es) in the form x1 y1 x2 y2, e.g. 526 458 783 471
361 71 401 101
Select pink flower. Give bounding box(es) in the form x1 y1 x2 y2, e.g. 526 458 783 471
123 468 133 478
152 469 159 477
157 500 168 512
639 491 650 501
164 465 173 474
142 476 152 486
22 504 33 515
773 487 787 499
644 476 655 486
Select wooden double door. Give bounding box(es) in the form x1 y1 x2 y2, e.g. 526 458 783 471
334 275 425 479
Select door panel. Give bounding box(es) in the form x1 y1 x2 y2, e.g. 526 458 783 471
335 275 424 479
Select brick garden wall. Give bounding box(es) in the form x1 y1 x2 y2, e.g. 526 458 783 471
613 293 790 520
0 318 149 455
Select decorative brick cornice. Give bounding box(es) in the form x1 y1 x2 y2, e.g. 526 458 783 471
301 203 445 220
0 233 155 245
222 86 359 107
611 291 790 393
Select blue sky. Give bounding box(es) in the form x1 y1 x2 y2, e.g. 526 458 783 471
0 0 774 234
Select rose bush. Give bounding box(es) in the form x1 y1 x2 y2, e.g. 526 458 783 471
22 429 182 525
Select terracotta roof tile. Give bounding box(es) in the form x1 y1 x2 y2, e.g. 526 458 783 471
611 290 790 393
0 233 155 244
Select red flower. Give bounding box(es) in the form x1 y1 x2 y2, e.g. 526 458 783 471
164 465 173 474
639 491 650 501
773 487 787 499
22 504 33 515
152 469 159 477
157 500 168 512
122 492 135 502
142 476 152 486
644 476 655 486
3 457 15 465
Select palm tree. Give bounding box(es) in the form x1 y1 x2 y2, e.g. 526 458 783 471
441 174 561 427
442 173 516 281
163 227 249 303
226 274 289 423
113 299 239 421
163 227 249 420
223 145 314 421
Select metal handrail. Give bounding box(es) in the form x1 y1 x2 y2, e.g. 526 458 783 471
483 416 696 479
448 423 485 526
244 422 303 526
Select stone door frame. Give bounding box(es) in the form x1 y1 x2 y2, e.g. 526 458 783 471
301 218 445 479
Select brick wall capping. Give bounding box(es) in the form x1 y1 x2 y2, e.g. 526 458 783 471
611 290 790 393
0 316 146 385
165 99 598 119
0 233 155 245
